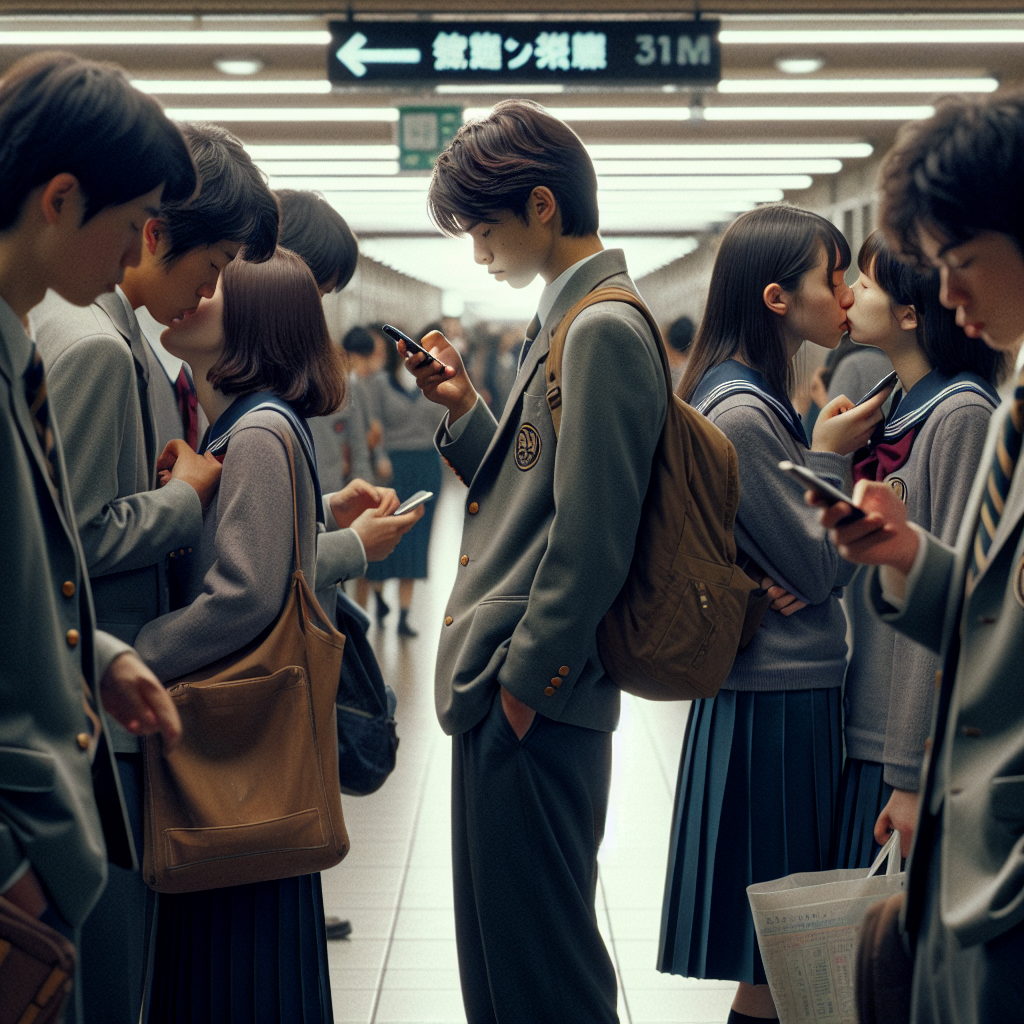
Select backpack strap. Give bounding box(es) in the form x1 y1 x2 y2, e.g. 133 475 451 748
545 286 672 438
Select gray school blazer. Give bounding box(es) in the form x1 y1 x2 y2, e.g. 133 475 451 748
867 395 1024 949
34 292 203 751
434 249 667 736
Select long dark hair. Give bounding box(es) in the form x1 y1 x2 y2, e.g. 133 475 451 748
859 230 1005 385
209 248 347 417
678 204 850 403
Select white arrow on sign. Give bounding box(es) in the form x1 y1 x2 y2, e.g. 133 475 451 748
336 32 422 78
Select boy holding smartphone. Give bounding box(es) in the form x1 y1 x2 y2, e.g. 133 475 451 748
404 100 666 1024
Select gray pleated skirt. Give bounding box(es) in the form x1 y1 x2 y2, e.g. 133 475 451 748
658 687 842 985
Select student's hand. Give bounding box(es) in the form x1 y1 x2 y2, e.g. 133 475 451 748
2 866 47 918
808 479 920 576
350 496 424 562
100 651 183 752
366 420 383 451
376 456 393 483
401 332 478 423
875 788 920 858
810 387 891 456
327 479 391 529
157 440 222 509
761 576 807 616
500 685 536 741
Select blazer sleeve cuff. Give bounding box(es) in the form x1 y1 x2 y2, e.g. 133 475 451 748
93 630 133 682
316 527 367 586
434 398 496 484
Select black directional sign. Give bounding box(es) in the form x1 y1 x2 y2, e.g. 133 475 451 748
328 20 720 87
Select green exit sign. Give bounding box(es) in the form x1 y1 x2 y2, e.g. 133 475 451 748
399 106 463 171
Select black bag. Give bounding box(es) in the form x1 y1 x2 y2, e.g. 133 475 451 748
334 590 399 796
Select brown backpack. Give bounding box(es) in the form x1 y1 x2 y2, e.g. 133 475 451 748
545 286 759 701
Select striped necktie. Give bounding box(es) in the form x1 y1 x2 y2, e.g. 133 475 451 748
968 369 1024 591
517 314 542 374
175 365 199 451
24 342 61 491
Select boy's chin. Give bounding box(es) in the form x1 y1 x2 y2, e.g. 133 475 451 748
505 272 538 290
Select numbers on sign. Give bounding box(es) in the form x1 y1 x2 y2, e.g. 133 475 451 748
635 32 712 68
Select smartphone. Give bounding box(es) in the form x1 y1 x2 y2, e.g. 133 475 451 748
392 490 434 517
778 461 865 526
381 324 448 371
855 370 899 407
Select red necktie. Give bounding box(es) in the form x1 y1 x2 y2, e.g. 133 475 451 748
175 365 199 451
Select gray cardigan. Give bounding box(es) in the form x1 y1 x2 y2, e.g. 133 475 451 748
845 389 995 789
708 396 856 691
133 410 318 683
365 370 446 454
308 372 373 492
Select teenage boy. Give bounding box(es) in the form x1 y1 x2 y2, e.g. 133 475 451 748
404 100 667 1023
0 51 186 1016
33 119 278 1023
816 90 1024 1024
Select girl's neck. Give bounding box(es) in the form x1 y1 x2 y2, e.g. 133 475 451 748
189 356 236 426
880 336 932 395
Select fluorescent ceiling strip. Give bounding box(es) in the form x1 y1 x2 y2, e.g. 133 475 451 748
134 79 332 95
704 106 934 121
467 106 692 122
245 144 400 159
163 107 398 122
257 161 399 176
718 77 998 93
719 29 1024 44
591 158 842 174
0 30 330 45
587 143 872 158
436 84 564 94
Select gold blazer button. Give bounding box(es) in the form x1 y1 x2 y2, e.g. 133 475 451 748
66 629 80 648
544 687 556 697
558 666 570 677
77 732 90 750
444 616 454 626
62 581 76 598
468 502 479 514
460 555 469 566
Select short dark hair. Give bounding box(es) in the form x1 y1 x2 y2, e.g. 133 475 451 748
277 189 359 292
667 316 695 354
879 89 1024 263
0 51 195 232
679 204 850 403
161 122 279 264
209 247 347 417
859 229 1005 385
428 100 599 238
342 325 375 356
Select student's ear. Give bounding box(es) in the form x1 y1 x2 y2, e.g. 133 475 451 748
143 218 167 258
530 187 558 228
39 174 81 226
763 282 788 317
896 303 918 332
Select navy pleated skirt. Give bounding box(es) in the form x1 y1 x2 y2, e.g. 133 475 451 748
366 449 442 581
658 688 842 986
830 757 893 870
147 873 332 1024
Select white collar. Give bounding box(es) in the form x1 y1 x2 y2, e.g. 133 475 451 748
536 252 602 327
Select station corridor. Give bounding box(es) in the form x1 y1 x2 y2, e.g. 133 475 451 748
322 473 737 1024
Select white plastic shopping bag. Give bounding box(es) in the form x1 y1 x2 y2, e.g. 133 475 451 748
746 831 904 1024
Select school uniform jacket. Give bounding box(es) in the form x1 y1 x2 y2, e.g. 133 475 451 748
866 394 1024 948
433 249 666 736
0 300 133 927
34 293 204 750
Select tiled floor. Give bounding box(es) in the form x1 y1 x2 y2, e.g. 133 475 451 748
324 475 737 1023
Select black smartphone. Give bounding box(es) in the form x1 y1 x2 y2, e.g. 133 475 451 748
392 490 434 517
778 461 865 526
381 324 448 371
855 370 899 407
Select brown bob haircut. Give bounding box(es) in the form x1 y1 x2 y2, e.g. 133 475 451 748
428 99 599 237
208 247 347 418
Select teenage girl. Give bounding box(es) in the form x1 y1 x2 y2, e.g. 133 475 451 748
833 230 1003 868
659 204 888 1023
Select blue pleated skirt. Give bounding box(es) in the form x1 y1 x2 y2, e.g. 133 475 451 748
366 449 442 581
658 688 842 985
830 757 893 870
147 873 332 1024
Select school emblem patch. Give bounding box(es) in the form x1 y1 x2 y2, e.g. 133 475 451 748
515 423 541 471
889 477 908 503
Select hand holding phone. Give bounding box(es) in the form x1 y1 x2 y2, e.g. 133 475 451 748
855 370 899 407
392 490 434 517
382 324 448 371
778 460 865 526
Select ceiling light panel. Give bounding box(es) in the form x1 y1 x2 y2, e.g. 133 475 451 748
0 30 331 45
718 77 998 93
258 161 400 176
134 79 332 95
244 145 400 160
720 29 1024 44
163 107 398 122
586 144 872 158
591 159 842 175
704 106 934 120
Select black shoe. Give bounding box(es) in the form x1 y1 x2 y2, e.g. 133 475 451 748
374 591 390 626
397 610 418 638
325 916 352 940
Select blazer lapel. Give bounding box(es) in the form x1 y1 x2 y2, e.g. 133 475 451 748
978 403 1024 580
474 250 632 475
95 292 158 479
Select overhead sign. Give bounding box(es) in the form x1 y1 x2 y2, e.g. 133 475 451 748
328 20 720 86
399 107 463 171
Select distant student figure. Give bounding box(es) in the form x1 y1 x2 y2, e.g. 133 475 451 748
662 204 888 1024
833 230 1002 870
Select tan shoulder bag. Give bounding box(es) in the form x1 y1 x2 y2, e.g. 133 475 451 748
142 426 348 894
